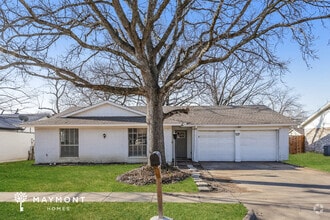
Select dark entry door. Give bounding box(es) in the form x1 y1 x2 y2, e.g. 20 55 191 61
175 130 187 159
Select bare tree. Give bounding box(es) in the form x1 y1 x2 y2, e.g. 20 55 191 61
38 63 147 113
0 1 329 164
38 79 69 114
200 54 281 106
63 84 145 107
0 71 32 113
256 86 307 123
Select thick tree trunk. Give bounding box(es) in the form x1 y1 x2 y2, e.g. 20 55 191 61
146 88 166 166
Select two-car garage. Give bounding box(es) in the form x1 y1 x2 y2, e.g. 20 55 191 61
196 129 280 162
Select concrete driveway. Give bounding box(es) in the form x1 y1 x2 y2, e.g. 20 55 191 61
200 162 330 220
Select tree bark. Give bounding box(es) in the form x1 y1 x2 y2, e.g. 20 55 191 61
146 87 166 166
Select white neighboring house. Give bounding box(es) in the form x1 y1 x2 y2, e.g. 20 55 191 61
25 101 293 164
0 114 49 163
300 102 330 153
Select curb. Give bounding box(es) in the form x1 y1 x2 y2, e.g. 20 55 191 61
243 209 258 220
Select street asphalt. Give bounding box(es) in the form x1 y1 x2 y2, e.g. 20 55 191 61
200 162 330 220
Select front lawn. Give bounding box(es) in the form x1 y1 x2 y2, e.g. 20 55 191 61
286 152 330 172
0 202 247 220
0 161 197 192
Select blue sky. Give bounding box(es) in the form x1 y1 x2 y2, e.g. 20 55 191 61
15 11 329 115
26 26 329 115
279 24 330 114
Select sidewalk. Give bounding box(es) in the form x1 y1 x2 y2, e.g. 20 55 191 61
1 192 239 203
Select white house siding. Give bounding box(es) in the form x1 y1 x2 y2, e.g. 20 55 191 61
278 128 289 160
35 126 174 164
0 130 34 163
303 109 330 130
303 109 330 152
35 128 60 163
164 127 173 163
79 127 131 163
305 128 330 153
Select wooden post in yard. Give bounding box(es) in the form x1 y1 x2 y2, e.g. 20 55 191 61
150 151 172 220
154 163 163 218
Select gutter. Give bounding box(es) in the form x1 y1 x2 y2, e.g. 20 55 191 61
25 122 294 129
179 123 294 128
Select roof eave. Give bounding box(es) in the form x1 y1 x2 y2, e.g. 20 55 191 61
0 127 23 130
31 123 148 128
300 102 330 127
184 123 294 128
30 122 294 128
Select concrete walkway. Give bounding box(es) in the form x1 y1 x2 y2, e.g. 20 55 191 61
0 192 239 203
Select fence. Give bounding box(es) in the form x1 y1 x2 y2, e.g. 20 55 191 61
0 131 34 163
289 135 305 154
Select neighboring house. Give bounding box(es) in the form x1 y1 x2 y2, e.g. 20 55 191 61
0 114 49 163
300 102 330 153
25 101 293 164
289 127 304 136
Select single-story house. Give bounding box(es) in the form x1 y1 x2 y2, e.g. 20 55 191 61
0 113 49 162
300 102 330 153
25 101 293 164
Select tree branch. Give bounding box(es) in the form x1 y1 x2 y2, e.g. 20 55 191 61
164 107 189 119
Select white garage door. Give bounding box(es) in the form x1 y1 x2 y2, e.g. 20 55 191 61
197 131 235 161
240 131 277 161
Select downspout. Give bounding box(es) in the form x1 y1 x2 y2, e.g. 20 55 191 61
276 129 280 162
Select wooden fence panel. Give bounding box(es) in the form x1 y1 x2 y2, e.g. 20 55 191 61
289 135 305 154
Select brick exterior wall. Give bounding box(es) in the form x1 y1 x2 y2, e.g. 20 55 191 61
305 128 330 153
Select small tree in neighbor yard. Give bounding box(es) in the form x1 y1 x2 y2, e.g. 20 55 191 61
0 1 329 165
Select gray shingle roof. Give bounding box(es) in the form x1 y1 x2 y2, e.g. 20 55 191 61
26 105 293 127
164 105 293 125
0 117 19 130
0 114 49 130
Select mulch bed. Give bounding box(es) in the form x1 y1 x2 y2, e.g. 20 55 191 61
116 165 190 186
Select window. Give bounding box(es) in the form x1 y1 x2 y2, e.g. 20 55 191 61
60 128 79 157
128 128 147 157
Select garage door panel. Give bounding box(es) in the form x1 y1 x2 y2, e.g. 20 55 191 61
198 131 234 161
241 131 277 161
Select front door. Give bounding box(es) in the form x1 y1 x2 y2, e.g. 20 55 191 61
175 130 187 159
